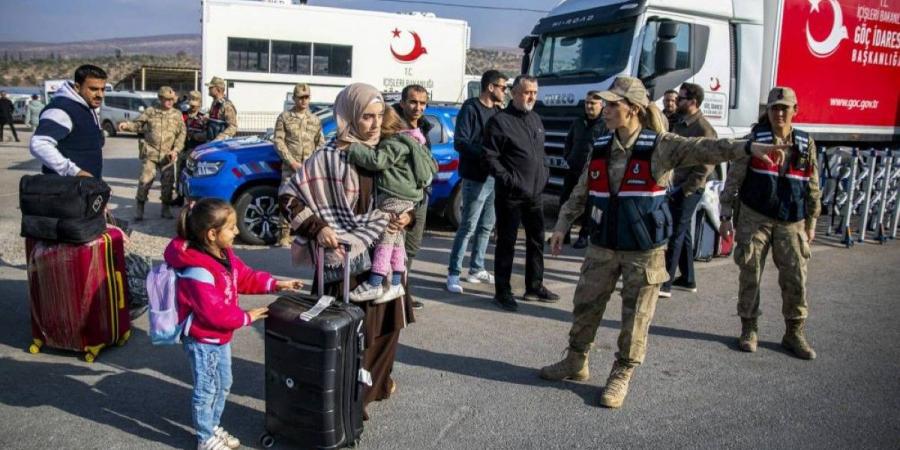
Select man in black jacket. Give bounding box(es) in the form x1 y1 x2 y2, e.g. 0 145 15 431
0 91 19 142
393 84 433 309
561 90 606 249
483 75 559 311
445 70 507 294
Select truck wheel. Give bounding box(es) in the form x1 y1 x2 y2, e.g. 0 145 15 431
446 184 462 230
235 185 280 245
102 120 117 137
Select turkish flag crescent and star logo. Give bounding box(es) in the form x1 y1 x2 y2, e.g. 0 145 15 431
775 0 900 128
390 28 428 63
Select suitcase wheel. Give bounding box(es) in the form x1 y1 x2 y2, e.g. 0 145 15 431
116 329 132 347
83 344 105 364
27 339 43 354
259 433 275 448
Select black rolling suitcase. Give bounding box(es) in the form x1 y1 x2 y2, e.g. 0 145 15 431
261 245 368 449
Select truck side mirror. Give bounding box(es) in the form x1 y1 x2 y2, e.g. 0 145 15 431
519 35 537 75
655 40 677 73
518 35 537 50
658 21 679 40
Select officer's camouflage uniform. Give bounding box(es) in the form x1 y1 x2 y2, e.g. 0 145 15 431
208 98 237 141
721 133 821 321
274 106 324 244
121 106 186 205
184 110 207 151
274 109 324 178
556 130 752 366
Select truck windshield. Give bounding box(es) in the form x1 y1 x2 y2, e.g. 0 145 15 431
531 21 634 79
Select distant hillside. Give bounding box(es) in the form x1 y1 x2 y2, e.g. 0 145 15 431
0 34 201 60
466 48 522 77
0 55 199 87
0 34 523 86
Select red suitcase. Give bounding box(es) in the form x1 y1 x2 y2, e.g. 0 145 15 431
718 232 734 257
25 226 132 362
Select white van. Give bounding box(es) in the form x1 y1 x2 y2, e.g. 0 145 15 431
100 91 159 137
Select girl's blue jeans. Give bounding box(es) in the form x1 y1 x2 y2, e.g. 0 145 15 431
183 337 232 443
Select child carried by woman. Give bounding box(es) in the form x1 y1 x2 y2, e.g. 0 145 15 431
348 106 437 303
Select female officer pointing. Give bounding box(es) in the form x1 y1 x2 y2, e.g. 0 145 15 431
719 86 821 360
538 76 789 409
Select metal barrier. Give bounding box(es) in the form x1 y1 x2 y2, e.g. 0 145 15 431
820 147 900 247
235 111 280 134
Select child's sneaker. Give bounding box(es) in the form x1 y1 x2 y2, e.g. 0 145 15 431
466 270 495 284
446 275 464 293
197 435 229 450
214 426 240 449
374 284 406 304
349 281 384 302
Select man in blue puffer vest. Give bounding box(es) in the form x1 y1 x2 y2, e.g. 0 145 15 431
29 65 107 178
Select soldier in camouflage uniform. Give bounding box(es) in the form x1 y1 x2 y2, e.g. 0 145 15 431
274 83 324 245
206 76 237 141
538 77 790 409
118 86 186 220
719 87 821 360
172 91 207 205
183 90 207 151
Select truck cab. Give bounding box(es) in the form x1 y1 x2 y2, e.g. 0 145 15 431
520 0 763 190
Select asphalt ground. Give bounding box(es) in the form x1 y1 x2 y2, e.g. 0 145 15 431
1 129 898 449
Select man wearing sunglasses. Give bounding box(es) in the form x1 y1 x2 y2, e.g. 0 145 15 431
274 83 325 246
446 70 508 294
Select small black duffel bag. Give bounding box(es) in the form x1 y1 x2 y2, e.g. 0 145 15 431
19 174 112 244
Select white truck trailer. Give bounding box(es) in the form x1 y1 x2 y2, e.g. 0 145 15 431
201 0 470 123
518 0 900 189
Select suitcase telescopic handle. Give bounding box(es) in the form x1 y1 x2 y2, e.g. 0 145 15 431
340 242 351 304
315 241 352 303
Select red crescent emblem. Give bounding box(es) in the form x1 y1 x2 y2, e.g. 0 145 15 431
390 30 428 63
710 77 721 91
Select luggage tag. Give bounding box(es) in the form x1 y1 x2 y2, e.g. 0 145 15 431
299 295 335 322
358 368 373 386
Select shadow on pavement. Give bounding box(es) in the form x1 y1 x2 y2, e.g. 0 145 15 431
0 277 267 401
396 343 598 407
0 357 263 448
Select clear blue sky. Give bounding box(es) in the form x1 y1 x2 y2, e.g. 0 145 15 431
0 0 559 48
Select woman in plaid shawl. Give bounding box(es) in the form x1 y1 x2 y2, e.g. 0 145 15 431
279 83 416 414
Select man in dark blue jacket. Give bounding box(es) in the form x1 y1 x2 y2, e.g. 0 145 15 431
29 65 107 178
445 70 507 294
483 75 559 311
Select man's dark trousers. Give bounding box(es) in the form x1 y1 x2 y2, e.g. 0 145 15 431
0 121 18 141
663 190 703 289
493 186 544 297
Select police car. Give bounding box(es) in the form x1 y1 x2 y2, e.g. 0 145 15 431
182 105 462 245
